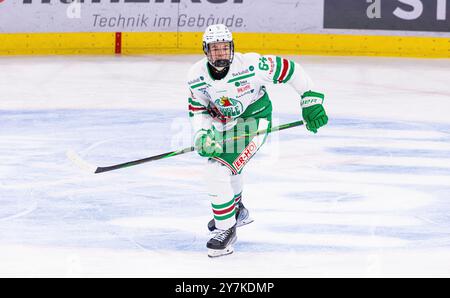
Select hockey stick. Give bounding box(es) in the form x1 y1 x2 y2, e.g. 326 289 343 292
68 120 304 174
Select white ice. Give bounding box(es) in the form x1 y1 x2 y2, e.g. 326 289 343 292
0 54 449 277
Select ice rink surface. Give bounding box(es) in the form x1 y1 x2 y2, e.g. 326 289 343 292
0 54 449 277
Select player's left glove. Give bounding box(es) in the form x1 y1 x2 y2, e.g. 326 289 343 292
194 128 223 158
300 91 328 134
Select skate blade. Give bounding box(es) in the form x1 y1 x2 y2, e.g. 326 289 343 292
237 217 254 227
208 246 234 258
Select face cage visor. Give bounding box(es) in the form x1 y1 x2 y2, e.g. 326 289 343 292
203 41 234 68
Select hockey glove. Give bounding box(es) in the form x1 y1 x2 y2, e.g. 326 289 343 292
301 91 328 134
194 129 223 158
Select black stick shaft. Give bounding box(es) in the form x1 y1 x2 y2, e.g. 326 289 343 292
94 120 304 174
94 146 195 173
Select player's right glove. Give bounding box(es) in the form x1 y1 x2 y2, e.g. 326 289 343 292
300 91 328 134
194 129 223 158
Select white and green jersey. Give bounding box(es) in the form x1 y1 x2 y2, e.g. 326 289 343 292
187 52 315 133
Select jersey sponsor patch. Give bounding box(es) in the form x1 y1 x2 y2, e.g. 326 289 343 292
233 140 258 172
234 79 249 87
267 57 276 75
231 69 250 77
236 90 255 99
237 84 252 93
188 78 201 85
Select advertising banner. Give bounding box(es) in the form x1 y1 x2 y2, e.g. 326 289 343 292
324 0 450 33
0 0 322 33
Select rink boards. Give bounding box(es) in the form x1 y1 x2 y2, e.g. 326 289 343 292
0 32 449 58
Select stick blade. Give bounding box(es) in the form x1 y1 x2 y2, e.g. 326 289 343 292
66 150 98 174
94 167 110 174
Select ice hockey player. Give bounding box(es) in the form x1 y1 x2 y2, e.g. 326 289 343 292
187 24 328 257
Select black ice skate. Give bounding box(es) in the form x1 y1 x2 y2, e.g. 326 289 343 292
207 201 253 232
207 225 237 258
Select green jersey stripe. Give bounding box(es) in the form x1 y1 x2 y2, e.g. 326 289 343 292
228 73 255 83
190 82 207 89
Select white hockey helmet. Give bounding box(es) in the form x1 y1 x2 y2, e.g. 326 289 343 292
202 24 234 68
